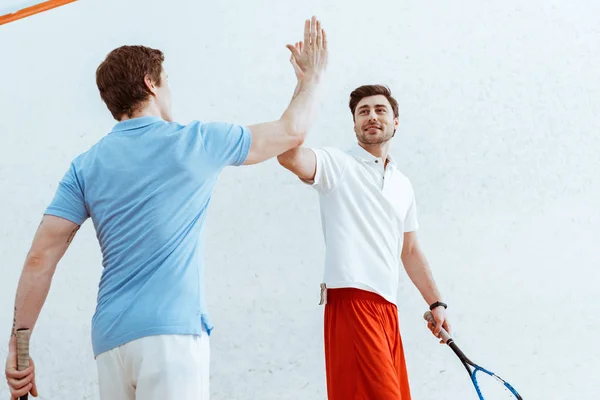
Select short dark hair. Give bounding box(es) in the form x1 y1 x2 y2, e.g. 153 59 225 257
349 85 399 120
96 45 165 120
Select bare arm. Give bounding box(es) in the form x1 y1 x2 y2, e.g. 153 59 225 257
274 37 318 180
277 146 317 181
5 215 79 398
243 16 328 165
401 231 451 337
9 215 79 339
401 231 442 305
244 75 322 165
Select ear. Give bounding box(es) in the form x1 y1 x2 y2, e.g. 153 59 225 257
144 74 158 96
394 116 400 130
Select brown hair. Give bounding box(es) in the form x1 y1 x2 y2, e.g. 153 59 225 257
96 45 165 120
349 85 399 120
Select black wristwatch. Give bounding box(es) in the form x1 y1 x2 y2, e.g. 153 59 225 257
429 301 448 311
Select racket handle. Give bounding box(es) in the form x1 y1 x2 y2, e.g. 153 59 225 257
423 311 452 343
16 329 31 400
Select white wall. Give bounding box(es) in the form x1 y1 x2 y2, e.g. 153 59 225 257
1 0 599 398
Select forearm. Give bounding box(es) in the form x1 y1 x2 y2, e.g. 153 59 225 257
279 80 308 160
402 250 442 305
284 80 302 111
9 255 56 341
280 74 321 138
291 79 302 101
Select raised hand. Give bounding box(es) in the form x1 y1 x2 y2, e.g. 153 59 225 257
286 16 328 81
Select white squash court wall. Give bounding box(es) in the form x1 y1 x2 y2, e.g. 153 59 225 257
1 0 599 398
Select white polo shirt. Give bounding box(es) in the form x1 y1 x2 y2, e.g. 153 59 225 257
303 144 419 306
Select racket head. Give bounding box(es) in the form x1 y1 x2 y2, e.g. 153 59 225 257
472 367 523 399
423 311 523 399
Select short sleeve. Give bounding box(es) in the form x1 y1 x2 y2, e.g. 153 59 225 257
197 121 252 167
45 163 89 225
404 183 419 232
301 147 347 194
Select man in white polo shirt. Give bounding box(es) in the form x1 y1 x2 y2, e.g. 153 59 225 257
277 75 450 399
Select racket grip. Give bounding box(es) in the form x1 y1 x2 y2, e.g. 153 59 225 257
16 329 31 400
423 311 452 343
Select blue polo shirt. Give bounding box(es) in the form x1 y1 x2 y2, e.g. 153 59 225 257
44 116 252 357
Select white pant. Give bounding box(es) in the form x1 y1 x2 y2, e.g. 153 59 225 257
96 333 210 400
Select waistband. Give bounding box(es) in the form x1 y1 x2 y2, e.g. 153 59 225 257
326 287 393 305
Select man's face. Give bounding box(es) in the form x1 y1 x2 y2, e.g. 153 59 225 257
353 95 399 145
154 68 173 122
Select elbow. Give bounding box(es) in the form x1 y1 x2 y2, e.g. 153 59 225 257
25 253 45 268
277 148 296 168
282 118 306 147
277 134 305 167
287 124 306 148
401 245 418 262
276 153 286 166
292 131 306 148
24 251 53 274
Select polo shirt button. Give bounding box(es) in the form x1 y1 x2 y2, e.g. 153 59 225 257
375 160 379 163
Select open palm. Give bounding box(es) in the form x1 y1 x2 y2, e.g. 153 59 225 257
286 16 328 81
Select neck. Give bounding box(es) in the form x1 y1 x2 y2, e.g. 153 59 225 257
358 140 392 163
119 101 162 121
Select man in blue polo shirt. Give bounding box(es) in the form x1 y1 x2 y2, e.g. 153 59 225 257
5 16 328 400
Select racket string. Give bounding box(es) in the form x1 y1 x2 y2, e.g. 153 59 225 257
474 370 519 400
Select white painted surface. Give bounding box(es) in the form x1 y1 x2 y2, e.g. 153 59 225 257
0 0 598 398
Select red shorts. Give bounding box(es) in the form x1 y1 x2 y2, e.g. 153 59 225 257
324 288 412 400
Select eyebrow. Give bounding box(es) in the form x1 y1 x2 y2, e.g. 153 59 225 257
357 104 389 110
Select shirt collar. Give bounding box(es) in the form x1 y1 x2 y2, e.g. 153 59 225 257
348 143 397 166
110 116 165 134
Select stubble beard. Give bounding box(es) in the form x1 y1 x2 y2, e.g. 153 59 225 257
356 126 395 145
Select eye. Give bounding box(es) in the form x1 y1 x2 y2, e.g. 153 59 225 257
377 108 386 113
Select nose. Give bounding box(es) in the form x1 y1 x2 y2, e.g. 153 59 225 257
368 110 378 121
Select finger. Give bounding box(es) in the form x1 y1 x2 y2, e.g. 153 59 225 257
434 321 442 336
286 44 301 61
443 321 452 335
7 372 33 389
299 41 303 52
10 382 33 398
316 20 322 47
304 18 310 47
311 16 317 45
5 364 34 379
31 376 39 397
322 29 328 50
